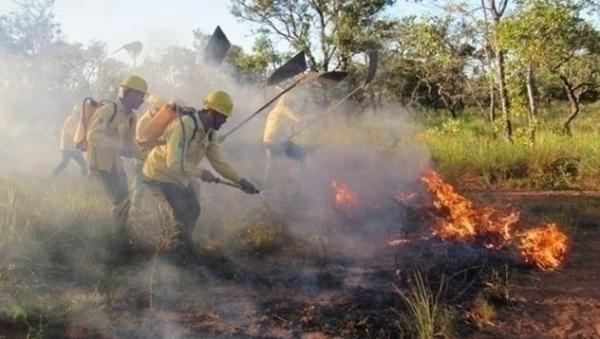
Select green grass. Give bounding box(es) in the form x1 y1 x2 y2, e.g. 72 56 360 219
422 102 600 189
393 270 454 339
292 100 600 190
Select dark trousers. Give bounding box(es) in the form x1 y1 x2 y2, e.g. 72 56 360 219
52 150 88 176
148 181 201 249
91 167 130 227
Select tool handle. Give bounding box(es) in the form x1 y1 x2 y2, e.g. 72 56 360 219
288 84 364 140
214 177 241 188
220 82 298 141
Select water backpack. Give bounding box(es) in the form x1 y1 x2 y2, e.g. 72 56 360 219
73 97 117 151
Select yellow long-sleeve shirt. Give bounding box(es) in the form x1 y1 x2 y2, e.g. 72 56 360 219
134 109 160 156
143 115 241 188
60 112 79 150
86 101 138 172
263 96 300 145
135 110 153 143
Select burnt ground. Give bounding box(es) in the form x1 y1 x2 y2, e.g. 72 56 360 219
464 192 600 339
473 228 600 338
1 193 599 338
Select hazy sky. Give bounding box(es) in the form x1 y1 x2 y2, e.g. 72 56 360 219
0 0 434 59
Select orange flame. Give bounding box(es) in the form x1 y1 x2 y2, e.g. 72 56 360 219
420 170 569 270
332 181 358 208
518 224 569 270
421 170 516 249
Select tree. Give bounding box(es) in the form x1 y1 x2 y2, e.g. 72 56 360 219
228 34 285 83
229 0 396 71
1 0 61 56
91 57 129 99
499 0 600 136
480 0 513 141
392 15 473 117
0 0 120 125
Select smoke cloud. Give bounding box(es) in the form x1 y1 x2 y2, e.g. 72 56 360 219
0 12 430 336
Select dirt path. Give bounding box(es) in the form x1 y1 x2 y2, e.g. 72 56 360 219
461 192 600 338
475 229 600 338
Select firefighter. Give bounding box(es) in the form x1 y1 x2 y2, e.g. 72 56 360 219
86 75 147 243
143 90 259 261
262 92 301 185
53 104 88 177
130 94 168 212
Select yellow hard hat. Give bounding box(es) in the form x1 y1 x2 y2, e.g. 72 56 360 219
120 75 148 94
202 90 233 117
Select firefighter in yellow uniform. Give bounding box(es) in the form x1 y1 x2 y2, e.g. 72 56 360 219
130 94 168 212
262 92 301 184
53 104 88 176
143 90 259 259
86 75 147 240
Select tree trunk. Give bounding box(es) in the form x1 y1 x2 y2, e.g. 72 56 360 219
497 49 512 141
560 76 580 136
489 83 496 122
438 88 457 119
464 77 486 118
526 64 537 143
483 41 496 123
487 0 511 140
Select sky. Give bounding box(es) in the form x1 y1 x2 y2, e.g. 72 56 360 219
0 0 432 60
1 0 596 58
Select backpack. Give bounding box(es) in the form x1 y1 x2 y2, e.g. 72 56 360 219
73 97 117 151
143 105 199 148
136 104 177 148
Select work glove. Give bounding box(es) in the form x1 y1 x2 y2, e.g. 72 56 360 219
199 169 218 183
238 178 260 195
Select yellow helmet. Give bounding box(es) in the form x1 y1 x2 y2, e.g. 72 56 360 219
202 90 233 117
120 75 148 94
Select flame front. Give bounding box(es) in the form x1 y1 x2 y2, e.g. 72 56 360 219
420 170 568 270
332 181 358 209
518 224 569 270
421 170 516 249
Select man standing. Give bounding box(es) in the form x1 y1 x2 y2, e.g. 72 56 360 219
52 105 88 177
262 92 301 185
143 90 259 261
86 75 147 244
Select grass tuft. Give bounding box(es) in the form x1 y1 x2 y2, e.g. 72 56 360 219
393 270 454 339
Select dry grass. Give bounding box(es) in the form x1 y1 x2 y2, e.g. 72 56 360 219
470 293 498 327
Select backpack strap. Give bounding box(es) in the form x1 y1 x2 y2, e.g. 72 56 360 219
100 100 118 125
81 97 97 129
178 112 200 176
190 113 199 143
